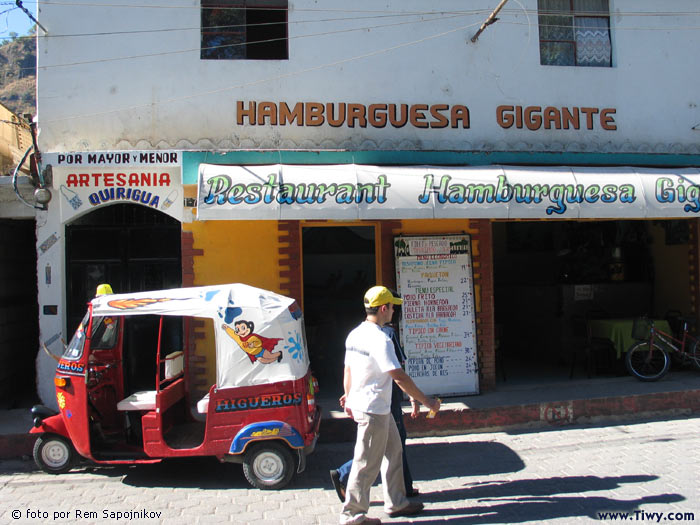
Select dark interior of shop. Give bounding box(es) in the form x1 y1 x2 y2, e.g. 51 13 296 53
302 226 376 396
493 219 693 384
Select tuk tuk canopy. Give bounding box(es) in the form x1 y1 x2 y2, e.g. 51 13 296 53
90 284 310 388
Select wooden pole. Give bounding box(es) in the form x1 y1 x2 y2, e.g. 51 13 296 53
471 0 511 43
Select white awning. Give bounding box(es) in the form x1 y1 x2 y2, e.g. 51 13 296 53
196 164 700 220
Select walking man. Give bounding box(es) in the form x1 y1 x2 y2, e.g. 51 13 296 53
340 286 441 525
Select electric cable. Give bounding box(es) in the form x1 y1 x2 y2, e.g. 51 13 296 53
40 19 483 124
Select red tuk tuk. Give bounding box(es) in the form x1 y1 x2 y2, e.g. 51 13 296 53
30 283 321 489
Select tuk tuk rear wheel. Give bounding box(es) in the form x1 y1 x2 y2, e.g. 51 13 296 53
33 434 75 474
242 441 295 490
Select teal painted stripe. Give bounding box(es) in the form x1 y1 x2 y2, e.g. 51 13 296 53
182 150 700 184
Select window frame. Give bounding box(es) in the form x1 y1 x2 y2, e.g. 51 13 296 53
538 0 612 67
201 0 289 61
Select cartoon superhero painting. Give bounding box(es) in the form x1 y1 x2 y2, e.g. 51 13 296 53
223 320 283 364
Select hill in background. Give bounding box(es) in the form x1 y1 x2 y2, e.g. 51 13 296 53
0 31 36 119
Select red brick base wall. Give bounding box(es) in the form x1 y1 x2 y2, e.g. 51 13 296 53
471 220 496 392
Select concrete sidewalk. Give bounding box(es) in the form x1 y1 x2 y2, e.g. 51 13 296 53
320 370 700 441
3 370 700 459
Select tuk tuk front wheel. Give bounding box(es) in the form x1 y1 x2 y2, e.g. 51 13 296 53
242 441 295 490
33 434 75 474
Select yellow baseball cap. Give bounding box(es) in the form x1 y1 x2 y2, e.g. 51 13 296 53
364 286 403 307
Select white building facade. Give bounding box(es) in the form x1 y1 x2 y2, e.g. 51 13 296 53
31 1 700 404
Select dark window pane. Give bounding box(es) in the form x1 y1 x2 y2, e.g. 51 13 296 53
539 14 574 41
574 0 608 14
246 8 288 59
540 41 575 65
201 0 288 60
201 4 246 60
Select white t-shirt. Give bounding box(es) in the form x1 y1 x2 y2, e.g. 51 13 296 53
344 321 401 415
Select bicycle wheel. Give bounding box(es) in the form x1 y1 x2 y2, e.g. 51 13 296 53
688 340 700 370
625 341 670 381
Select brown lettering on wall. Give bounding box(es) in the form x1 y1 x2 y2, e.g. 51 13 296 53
451 105 470 128
347 103 367 128
327 103 346 127
496 105 617 131
580 107 599 130
430 104 449 128
410 104 429 128
237 100 256 125
562 107 579 129
368 104 388 128
496 105 514 128
601 108 617 130
233 100 616 131
258 101 277 125
388 104 408 128
280 102 303 125
306 102 324 126
524 106 542 130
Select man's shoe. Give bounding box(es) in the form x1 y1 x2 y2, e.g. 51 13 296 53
387 501 424 518
361 518 382 524
329 469 346 502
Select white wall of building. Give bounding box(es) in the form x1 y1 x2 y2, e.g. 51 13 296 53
36 1 700 154
35 205 64 407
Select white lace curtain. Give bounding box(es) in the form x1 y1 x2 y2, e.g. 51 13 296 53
575 16 611 67
538 0 611 67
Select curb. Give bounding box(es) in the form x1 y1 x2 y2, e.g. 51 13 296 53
319 388 700 442
4 389 700 460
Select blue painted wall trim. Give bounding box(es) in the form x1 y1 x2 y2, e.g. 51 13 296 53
183 150 700 185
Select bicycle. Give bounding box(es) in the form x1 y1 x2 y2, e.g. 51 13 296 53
625 316 700 381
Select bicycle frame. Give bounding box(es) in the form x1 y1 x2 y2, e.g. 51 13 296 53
648 320 697 358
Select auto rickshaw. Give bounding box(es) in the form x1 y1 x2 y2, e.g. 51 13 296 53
30 283 321 489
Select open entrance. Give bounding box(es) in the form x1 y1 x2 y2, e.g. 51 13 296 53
494 219 693 384
0 219 39 408
302 225 376 395
65 203 182 395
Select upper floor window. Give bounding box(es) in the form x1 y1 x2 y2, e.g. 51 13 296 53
538 0 611 67
201 0 288 60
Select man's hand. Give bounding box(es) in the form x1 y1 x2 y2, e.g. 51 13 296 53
410 399 420 419
340 394 352 418
426 397 441 415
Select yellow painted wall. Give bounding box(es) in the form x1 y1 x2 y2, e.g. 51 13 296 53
648 221 692 316
182 220 282 387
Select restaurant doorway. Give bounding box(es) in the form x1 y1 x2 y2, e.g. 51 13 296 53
302 225 376 394
493 219 692 384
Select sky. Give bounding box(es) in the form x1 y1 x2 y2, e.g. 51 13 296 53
0 0 37 40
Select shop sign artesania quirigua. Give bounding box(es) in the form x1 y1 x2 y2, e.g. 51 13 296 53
43 151 183 223
197 164 700 220
395 235 478 397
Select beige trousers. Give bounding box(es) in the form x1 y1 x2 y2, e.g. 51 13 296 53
339 411 409 524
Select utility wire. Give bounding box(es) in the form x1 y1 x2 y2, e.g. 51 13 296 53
41 19 482 124
38 12 475 69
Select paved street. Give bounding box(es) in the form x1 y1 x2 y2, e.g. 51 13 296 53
1 416 699 524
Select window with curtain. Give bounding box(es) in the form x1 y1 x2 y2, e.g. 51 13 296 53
201 0 288 60
538 0 611 67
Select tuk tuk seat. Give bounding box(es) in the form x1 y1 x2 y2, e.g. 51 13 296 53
117 390 156 411
197 393 209 414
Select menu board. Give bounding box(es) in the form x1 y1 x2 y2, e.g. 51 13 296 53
394 235 479 396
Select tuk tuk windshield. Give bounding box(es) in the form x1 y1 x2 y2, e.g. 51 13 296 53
62 313 120 360
63 312 89 360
